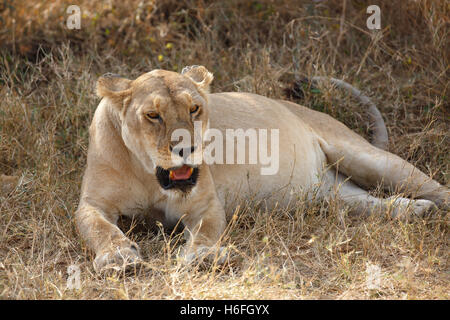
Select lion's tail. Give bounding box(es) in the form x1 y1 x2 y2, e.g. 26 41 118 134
310 76 388 150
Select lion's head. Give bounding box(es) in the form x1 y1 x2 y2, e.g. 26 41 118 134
96 65 213 193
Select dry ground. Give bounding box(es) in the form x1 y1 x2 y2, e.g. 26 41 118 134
0 0 448 299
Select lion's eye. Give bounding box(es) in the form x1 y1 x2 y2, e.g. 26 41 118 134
190 105 200 114
146 112 160 120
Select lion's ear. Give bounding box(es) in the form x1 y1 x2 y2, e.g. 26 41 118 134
96 73 132 106
181 65 214 92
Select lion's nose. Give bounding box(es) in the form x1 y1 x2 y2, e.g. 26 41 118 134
169 144 196 158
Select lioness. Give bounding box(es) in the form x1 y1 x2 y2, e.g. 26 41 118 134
76 66 448 271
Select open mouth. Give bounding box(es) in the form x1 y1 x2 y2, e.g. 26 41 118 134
155 165 199 192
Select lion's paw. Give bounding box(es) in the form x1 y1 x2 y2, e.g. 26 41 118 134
409 199 438 217
389 197 437 220
94 242 141 273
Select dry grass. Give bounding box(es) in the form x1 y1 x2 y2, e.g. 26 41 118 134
0 0 448 299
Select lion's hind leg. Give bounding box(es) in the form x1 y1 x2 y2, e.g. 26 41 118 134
326 171 437 220
319 140 449 210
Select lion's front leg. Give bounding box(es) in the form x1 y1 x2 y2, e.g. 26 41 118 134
179 192 227 265
75 202 141 272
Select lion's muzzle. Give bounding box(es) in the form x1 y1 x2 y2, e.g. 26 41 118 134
156 165 199 192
